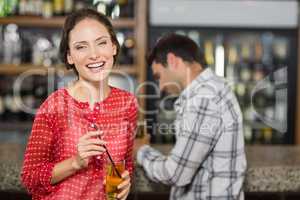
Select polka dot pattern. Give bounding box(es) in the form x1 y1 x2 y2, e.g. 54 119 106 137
21 87 138 200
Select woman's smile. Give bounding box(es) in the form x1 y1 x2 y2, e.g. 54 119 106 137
86 61 106 73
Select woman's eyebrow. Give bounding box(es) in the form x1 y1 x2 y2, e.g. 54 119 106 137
95 36 110 42
72 36 110 45
72 40 88 45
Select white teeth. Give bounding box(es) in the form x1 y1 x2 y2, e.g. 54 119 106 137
87 62 105 68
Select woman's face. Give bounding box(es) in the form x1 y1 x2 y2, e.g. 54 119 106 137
67 18 117 83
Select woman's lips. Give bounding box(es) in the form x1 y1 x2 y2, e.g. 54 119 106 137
86 61 106 73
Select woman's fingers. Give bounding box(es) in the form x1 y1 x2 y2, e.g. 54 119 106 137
117 185 130 200
80 131 103 141
74 131 106 169
117 171 131 199
80 150 106 159
79 138 106 147
117 178 130 190
78 144 106 153
121 171 130 180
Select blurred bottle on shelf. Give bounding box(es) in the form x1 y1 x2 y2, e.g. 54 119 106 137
261 33 274 69
252 38 265 82
3 24 21 65
94 0 133 18
74 0 87 11
53 0 64 16
116 30 134 65
94 0 118 18
243 124 252 144
0 0 18 16
118 0 134 18
204 40 215 69
226 44 238 83
1 0 134 18
18 0 43 16
272 37 289 67
42 0 54 18
64 0 74 14
239 42 252 82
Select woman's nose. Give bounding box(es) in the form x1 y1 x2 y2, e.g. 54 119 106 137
89 46 100 60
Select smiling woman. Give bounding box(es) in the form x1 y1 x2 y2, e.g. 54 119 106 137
21 8 137 200
66 19 117 83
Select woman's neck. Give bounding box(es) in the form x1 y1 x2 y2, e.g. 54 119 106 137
68 79 111 108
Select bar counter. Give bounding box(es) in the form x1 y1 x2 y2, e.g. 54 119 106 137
1 144 300 194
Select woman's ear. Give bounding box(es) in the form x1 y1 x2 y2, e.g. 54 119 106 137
67 51 74 65
112 43 117 56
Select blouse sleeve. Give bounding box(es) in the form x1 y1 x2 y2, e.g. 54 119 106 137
125 96 138 179
21 105 57 195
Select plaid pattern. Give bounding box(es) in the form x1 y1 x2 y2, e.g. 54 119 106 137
137 68 247 200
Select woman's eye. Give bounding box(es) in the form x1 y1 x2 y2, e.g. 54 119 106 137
98 41 107 46
75 46 86 50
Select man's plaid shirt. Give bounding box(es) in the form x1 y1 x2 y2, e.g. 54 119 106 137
137 68 247 200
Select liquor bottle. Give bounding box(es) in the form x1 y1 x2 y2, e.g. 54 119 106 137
239 63 251 82
261 33 274 69
122 34 134 64
34 0 43 16
262 127 273 144
239 42 252 82
18 0 26 15
3 24 21 65
252 39 265 81
42 0 53 18
116 31 134 65
252 64 264 82
204 40 214 69
117 0 134 18
74 0 86 11
53 0 64 16
94 0 107 15
243 124 252 144
64 0 74 14
273 37 289 67
226 44 238 82
0 0 18 16
111 0 120 19
94 0 121 18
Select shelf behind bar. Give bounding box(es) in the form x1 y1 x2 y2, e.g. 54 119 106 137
0 64 138 76
0 16 135 28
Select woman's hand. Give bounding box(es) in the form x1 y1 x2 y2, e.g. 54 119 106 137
116 170 131 200
72 131 106 170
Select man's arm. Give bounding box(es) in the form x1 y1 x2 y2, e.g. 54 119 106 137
137 97 223 186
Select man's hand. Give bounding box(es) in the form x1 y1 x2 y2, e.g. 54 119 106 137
133 134 151 157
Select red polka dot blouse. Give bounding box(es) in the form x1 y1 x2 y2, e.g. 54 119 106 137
21 87 138 200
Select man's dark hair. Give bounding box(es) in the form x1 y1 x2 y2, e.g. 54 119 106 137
147 33 207 68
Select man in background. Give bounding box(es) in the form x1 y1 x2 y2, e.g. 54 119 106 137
134 34 247 200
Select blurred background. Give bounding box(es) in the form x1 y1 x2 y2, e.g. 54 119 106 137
0 0 300 199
